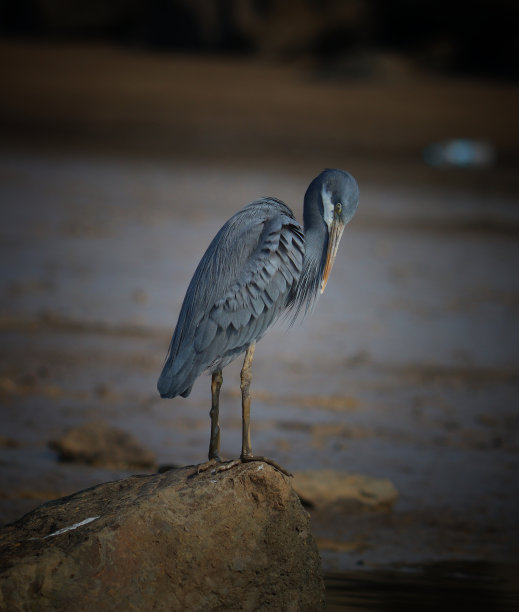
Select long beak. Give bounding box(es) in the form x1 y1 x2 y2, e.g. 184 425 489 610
320 219 345 294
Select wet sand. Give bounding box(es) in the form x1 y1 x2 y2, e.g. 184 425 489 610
1 41 518 581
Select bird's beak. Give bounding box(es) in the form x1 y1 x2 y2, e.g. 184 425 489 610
321 218 345 294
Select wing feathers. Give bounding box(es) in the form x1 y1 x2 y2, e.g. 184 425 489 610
192 217 303 372
194 317 218 353
158 198 304 398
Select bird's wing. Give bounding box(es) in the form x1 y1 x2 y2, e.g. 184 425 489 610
194 213 304 358
159 199 303 397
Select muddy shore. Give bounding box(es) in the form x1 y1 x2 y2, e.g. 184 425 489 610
0 42 518 581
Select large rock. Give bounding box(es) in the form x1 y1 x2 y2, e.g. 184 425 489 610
0 462 325 611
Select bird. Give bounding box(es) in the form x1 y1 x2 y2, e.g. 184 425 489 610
158 169 359 474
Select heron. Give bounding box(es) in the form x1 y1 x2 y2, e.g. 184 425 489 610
158 169 359 474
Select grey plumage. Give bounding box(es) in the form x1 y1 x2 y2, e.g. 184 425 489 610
158 169 359 400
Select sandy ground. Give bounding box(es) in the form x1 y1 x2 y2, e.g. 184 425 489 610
0 42 518 578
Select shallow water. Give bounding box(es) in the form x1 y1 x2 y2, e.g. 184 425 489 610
1 151 518 573
1 44 518 581
325 562 519 611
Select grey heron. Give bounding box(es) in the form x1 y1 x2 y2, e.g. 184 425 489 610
158 169 359 474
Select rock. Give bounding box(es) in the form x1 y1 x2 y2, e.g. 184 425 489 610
0 436 20 449
49 421 156 470
293 470 398 511
0 462 325 611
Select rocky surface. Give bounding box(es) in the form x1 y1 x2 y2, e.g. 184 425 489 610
0 462 325 611
49 421 157 470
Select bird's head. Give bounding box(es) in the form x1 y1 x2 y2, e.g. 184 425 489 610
316 169 359 293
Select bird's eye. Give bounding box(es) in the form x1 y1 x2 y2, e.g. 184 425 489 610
335 202 342 215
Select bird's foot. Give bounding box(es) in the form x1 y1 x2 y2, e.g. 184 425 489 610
194 457 239 476
196 457 220 474
240 454 293 477
195 456 292 477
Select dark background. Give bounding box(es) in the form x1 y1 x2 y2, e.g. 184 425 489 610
2 0 519 80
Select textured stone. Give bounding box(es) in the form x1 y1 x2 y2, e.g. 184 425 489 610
0 462 325 611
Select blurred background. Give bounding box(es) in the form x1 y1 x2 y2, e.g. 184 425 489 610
1 0 518 603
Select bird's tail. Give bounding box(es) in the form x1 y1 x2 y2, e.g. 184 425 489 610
157 349 196 398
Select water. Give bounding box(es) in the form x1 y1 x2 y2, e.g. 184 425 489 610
1 152 518 568
325 562 519 611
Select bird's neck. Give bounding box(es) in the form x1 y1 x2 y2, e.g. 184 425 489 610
302 221 328 291
289 197 328 318
303 180 328 282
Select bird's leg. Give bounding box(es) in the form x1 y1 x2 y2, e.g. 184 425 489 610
209 369 223 461
198 343 291 478
238 342 292 477
240 343 255 459
196 370 223 474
